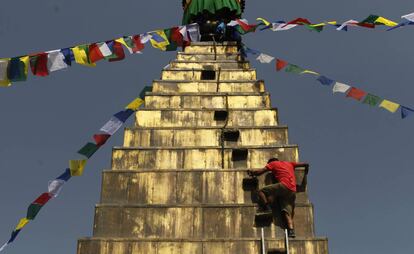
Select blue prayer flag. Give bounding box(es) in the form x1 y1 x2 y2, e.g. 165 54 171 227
60 48 73 66
114 109 134 122
401 106 414 119
317 75 335 86
57 169 71 182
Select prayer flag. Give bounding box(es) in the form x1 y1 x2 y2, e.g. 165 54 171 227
301 70 320 75
362 94 382 106
337 20 358 31
69 159 87 177
93 134 111 147
100 117 123 135
150 30 170 51
15 218 29 231
402 12 414 22
317 76 335 86
108 41 125 62
132 35 145 53
114 109 134 122
0 59 10 87
187 24 201 42
98 42 113 57
77 142 99 159
401 106 414 119
0 242 7 252
139 86 152 99
285 64 304 74
257 17 271 27
8 56 29 82
26 203 42 220
60 48 73 66
89 43 105 63
126 97 144 111
33 193 52 205
47 50 68 72
164 28 179 51
8 230 21 243
284 18 311 27
332 82 351 93
305 24 324 32
276 59 288 71
271 23 297 31
256 53 274 63
140 33 152 44
236 19 257 33
379 99 400 113
29 53 49 77
346 87 367 101
387 21 414 31
115 37 134 54
57 168 71 181
72 45 96 67
375 17 398 27
47 179 65 197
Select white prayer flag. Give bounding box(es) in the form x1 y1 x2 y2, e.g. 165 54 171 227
179 26 189 41
336 19 358 31
271 23 297 31
140 33 152 44
256 53 275 64
100 117 123 135
402 12 414 22
332 82 351 93
0 243 8 252
48 179 66 197
98 43 112 57
47 50 68 72
0 59 10 86
187 23 201 42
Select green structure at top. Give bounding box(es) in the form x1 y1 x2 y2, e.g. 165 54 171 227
182 0 244 24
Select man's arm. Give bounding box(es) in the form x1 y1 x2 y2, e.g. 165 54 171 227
247 167 268 177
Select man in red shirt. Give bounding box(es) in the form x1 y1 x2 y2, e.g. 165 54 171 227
248 158 309 238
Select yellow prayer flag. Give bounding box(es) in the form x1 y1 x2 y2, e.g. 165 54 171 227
125 98 144 111
15 218 30 230
72 46 96 67
69 159 87 176
20 56 30 78
301 70 320 76
327 21 337 25
115 38 129 48
257 17 271 27
379 99 400 113
150 30 170 51
0 58 11 87
375 17 398 27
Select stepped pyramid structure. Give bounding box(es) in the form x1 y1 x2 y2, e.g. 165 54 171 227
77 42 329 254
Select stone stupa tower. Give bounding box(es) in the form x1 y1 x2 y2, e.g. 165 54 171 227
77 2 329 253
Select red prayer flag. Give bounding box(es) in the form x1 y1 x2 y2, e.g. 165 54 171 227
93 134 111 147
276 59 288 71
346 87 367 101
236 19 257 32
357 23 376 28
108 41 125 62
285 18 311 26
170 27 184 47
132 35 145 53
33 193 52 205
89 43 104 63
30 53 49 77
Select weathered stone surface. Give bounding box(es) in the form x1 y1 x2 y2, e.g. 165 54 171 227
183 44 238 54
135 109 278 127
77 238 328 254
177 52 241 61
92 204 314 238
111 146 299 170
152 80 265 93
170 60 250 69
100 169 309 205
123 126 289 147
161 69 257 81
144 93 271 109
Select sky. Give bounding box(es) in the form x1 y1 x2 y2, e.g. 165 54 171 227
0 1 413 253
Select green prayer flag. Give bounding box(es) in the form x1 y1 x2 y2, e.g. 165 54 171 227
77 142 99 159
164 29 178 52
285 64 304 74
27 203 43 220
361 15 380 24
139 86 152 99
363 93 382 106
305 24 324 32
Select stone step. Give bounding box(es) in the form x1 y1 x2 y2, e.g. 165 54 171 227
77 237 328 254
92 204 315 239
123 126 288 147
100 169 309 205
143 93 271 109
134 108 278 128
152 80 265 93
161 69 256 81
169 60 250 69
111 145 298 170
183 44 238 54
177 52 242 61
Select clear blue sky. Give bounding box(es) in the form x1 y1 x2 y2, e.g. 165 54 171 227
0 1 413 253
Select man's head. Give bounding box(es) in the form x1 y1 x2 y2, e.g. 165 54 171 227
267 158 279 164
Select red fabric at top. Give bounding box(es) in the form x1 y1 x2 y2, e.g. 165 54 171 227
346 87 367 101
276 59 288 71
33 192 52 205
265 161 298 192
